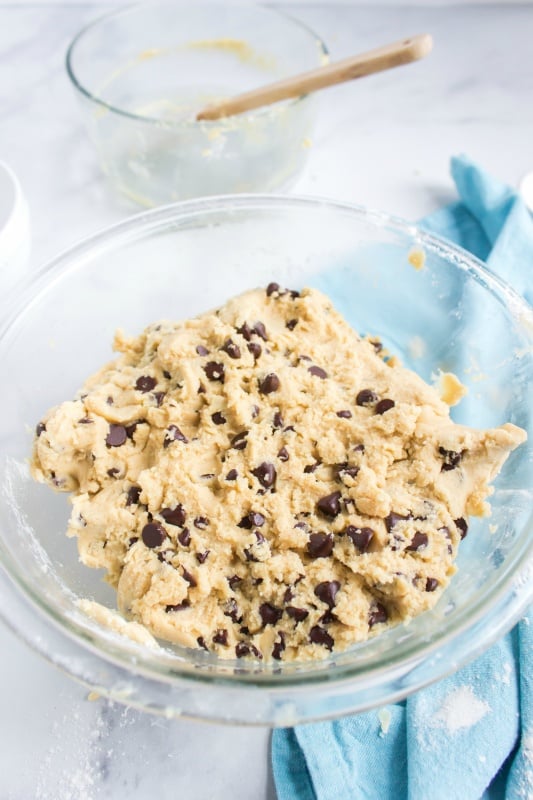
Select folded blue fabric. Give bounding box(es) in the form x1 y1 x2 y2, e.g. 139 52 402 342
272 156 533 800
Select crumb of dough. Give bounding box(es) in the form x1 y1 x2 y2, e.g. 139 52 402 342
434 370 468 406
408 247 426 271
32 286 526 662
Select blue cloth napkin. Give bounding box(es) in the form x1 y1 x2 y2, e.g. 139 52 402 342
272 156 533 800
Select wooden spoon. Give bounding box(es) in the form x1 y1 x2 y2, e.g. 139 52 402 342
196 33 433 122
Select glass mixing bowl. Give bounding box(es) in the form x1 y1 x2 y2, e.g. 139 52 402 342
0 196 531 725
66 4 327 207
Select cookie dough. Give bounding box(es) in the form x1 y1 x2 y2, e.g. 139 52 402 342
31 285 526 661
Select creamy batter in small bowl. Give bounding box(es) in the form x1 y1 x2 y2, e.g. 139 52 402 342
0 196 531 724
66 4 327 207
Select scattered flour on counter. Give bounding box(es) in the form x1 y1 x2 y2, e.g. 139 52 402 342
433 686 490 734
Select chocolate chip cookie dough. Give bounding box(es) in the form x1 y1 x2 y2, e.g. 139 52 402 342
31 285 526 661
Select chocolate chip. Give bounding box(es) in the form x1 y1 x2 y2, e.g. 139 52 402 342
135 375 156 393
126 485 141 506
266 282 280 296
258 373 280 394
177 528 191 546
425 577 439 592
211 409 228 426
238 511 265 529
235 642 250 658
309 626 334 650
252 462 276 490
237 322 252 341
230 431 248 450
438 525 452 553
406 532 429 552
107 468 120 478
255 531 266 544
336 410 352 419
307 532 334 558
196 550 210 564
283 586 295 602
182 568 197 587
142 522 167 548
106 396 114 405
356 389 378 407
201 473 215 480
166 601 190 612
197 636 208 651
78 417 93 424
124 421 139 440
345 526 374 552
272 632 286 661
273 411 284 429
128 536 138 547
163 370 171 380
164 425 188 447
106 424 127 447
35 422 46 437
153 391 166 407
375 398 395 415
308 365 327 379
196 345 209 356
213 629 228 646
314 581 341 608
251 404 260 419
194 516 209 530
259 603 283 626
286 319 298 331
247 342 262 359
368 603 388 627
198 383 206 394
455 517 468 539
371 340 383 353
439 446 464 471
221 339 241 359
228 574 242 589
336 464 359 481
203 361 225 382
286 606 309 622
253 322 268 341
224 599 242 623
317 491 342 518
161 504 186 527
304 461 321 474
226 469 238 481
277 446 289 462
384 512 411 532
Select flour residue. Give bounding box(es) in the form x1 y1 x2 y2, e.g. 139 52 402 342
378 708 392 736
433 686 490 733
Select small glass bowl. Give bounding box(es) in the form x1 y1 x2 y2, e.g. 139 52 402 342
66 4 327 207
0 196 531 725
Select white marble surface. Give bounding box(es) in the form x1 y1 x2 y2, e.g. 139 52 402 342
1 3 532 798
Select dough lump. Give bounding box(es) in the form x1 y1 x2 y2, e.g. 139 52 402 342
31 286 526 661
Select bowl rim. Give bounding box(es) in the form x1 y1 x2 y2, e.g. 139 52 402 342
0 193 531 720
65 1 330 128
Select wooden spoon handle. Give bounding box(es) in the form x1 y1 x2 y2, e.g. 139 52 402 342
196 33 433 121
